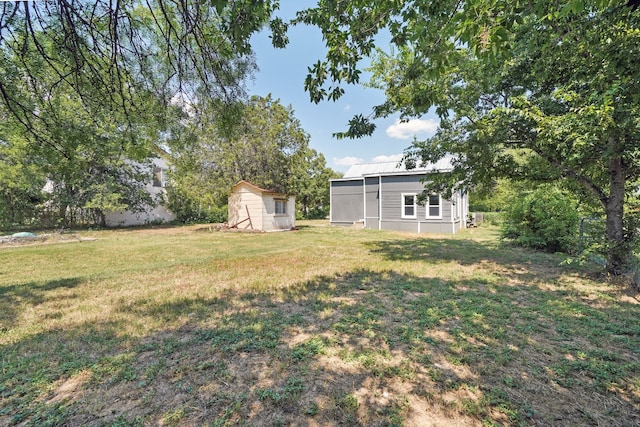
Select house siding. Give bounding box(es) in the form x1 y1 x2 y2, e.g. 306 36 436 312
330 179 364 224
330 171 468 234
364 177 380 229
228 185 264 230
380 175 426 221
262 195 295 231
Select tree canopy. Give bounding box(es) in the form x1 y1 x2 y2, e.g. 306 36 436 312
297 0 640 275
166 95 338 222
0 0 280 227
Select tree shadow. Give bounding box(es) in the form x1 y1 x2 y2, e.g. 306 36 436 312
365 236 595 284
2 268 638 426
0 277 83 331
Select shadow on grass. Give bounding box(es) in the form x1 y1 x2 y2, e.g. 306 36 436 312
368 235 542 265
2 267 639 426
366 236 596 283
0 277 83 330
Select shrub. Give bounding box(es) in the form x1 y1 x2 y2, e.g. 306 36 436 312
481 212 504 226
501 186 580 253
205 205 228 223
165 187 228 224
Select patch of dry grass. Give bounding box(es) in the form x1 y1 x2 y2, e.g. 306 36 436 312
1 221 639 426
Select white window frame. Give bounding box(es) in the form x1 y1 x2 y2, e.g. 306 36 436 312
426 194 442 219
275 198 287 215
153 167 170 188
401 193 417 219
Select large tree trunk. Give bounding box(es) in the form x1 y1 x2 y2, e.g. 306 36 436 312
604 149 626 276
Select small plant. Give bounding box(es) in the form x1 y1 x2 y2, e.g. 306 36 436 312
337 392 359 412
160 408 186 426
257 376 305 404
305 402 320 416
291 337 327 361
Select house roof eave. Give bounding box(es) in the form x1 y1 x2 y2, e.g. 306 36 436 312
232 180 289 197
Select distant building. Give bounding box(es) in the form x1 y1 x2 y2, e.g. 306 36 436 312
103 155 176 227
330 158 468 234
228 180 295 232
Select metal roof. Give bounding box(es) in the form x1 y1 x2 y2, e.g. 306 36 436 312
341 157 454 179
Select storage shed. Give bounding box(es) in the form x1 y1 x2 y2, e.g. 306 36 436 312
228 180 296 231
330 158 468 234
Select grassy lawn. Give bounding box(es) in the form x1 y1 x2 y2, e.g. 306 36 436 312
1 221 639 426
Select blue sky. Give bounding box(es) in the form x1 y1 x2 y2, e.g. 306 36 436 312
247 1 440 173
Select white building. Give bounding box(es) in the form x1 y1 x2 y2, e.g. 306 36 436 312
228 180 295 232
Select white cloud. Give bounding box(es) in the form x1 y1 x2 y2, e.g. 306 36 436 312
333 156 363 166
372 154 404 163
343 104 351 111
385 118 439 140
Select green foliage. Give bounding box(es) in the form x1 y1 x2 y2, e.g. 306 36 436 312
293 149 341 219
502 186 580 253
0 1 281 229
166 187 228 224
469 179 528 213
167 95 338 222
0 1 276 135
297 0 640 274
168 95 308 207
0 138 46 230
481 212 504 226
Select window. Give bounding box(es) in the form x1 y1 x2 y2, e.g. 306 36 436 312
153 167 170 188
275 199 287 215
401 194 417 218
426 194 441 219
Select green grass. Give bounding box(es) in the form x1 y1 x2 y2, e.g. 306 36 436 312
0 221 639 426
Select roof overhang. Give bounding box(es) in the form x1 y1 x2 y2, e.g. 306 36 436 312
232 180 288 197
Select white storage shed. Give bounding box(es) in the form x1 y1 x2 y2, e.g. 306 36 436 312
228 181 295 232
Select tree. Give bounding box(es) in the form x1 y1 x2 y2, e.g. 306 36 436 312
0 1 279 137
0 91 160 227
292 148 341 219
167 95 335 219
0 135 46 229
296 0 640 275
0 28 161 227
0 1 281 227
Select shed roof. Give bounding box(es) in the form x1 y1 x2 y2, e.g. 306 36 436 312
341 157 454 179
231 180 287 196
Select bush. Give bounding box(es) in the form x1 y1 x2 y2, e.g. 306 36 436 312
205 205 228 223
297 206 329 220
481 212 504 226
501 186 580 253
165 188 228 224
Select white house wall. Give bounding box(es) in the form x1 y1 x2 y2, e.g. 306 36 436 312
104 157 176 227
104 203 175 227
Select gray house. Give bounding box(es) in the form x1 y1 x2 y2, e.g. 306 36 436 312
330 158 468 234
